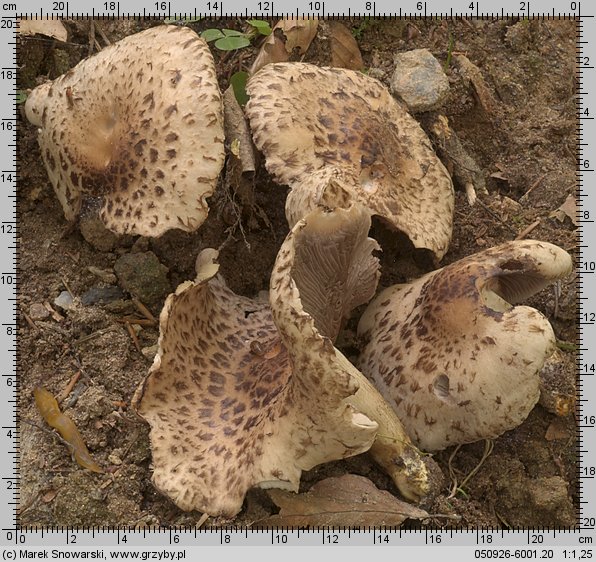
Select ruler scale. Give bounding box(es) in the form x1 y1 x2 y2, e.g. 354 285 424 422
2 0 594 557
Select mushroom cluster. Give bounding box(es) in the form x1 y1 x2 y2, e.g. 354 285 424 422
26 26 573 519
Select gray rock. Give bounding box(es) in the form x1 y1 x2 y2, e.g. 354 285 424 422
81 286 125 306
54 290 75 311
114 251 171 311
29 303 50 321
87 266 117 284
391 49 449 113
79 214 120 252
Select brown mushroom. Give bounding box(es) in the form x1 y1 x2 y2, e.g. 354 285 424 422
245 62 455 260
24 25 225 237
357 240 573 451
133 205 428 516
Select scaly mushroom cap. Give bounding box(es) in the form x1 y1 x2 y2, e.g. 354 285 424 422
25 25 224 237
132 206 382 517
245 62 455 259
357 240 573 451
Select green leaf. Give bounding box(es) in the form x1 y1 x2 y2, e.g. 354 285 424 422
16 91 27 105
201 28 225 42
214 35 251 51
222 29 244 37
246 19 272 36
230 71 249 106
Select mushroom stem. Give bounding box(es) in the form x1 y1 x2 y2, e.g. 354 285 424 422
338 353 429 502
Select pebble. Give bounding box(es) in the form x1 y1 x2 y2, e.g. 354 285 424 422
54 290 75 311
141 344 159 361
29 303 50 320
391 49 450 113
114 251 171 311
81 286 126 306
87 266 117 284
108 452 123 466
79 214 120 252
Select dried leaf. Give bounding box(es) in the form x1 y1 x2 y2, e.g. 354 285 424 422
453 53 497 115
328 22 364 71
261 474 428 527
19 19 68 42
550 194 578 227
545 419 571 441
250 18 318 74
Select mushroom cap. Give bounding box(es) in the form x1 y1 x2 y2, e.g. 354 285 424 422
245 62 454 259
25 25 224 237
132 206 383 516
357 240 573 451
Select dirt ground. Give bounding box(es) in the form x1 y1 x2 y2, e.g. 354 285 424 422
17 17 579 529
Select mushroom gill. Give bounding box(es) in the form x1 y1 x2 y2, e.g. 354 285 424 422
24 25 225 237
245 62 455 260
357 240 573 452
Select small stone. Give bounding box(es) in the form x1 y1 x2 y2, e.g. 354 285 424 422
87 266 117 284
29 303 50 320
81 286 126 306
114 251 171 311
391 49 450 113
131 237 150 253
141 344 159 361
108 452 123 466
79 214 121 252
54 290 75 311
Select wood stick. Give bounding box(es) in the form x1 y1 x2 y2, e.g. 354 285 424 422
126 322 142 354
57 371 81 404
515 218 541 240
132 298 156 323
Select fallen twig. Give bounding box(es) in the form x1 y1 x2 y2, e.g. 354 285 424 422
126 322 142 354
515 218 541 240
132 298 156 323
56 371 81 404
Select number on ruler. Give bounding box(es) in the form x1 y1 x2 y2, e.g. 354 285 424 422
207 2 220 10
376 534 389 544
309 2 322 10
104 1 117 9
52 1 66 10
5 532 26 543
155 1 167 9
258 1 270 9
1 18 15 28
364 2 373 10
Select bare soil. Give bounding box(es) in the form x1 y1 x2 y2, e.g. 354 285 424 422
18 17 578 529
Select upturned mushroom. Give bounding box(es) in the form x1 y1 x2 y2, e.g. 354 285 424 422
245 62 455 260
357 240 573 451
133 205 428 516
24 25 225 237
